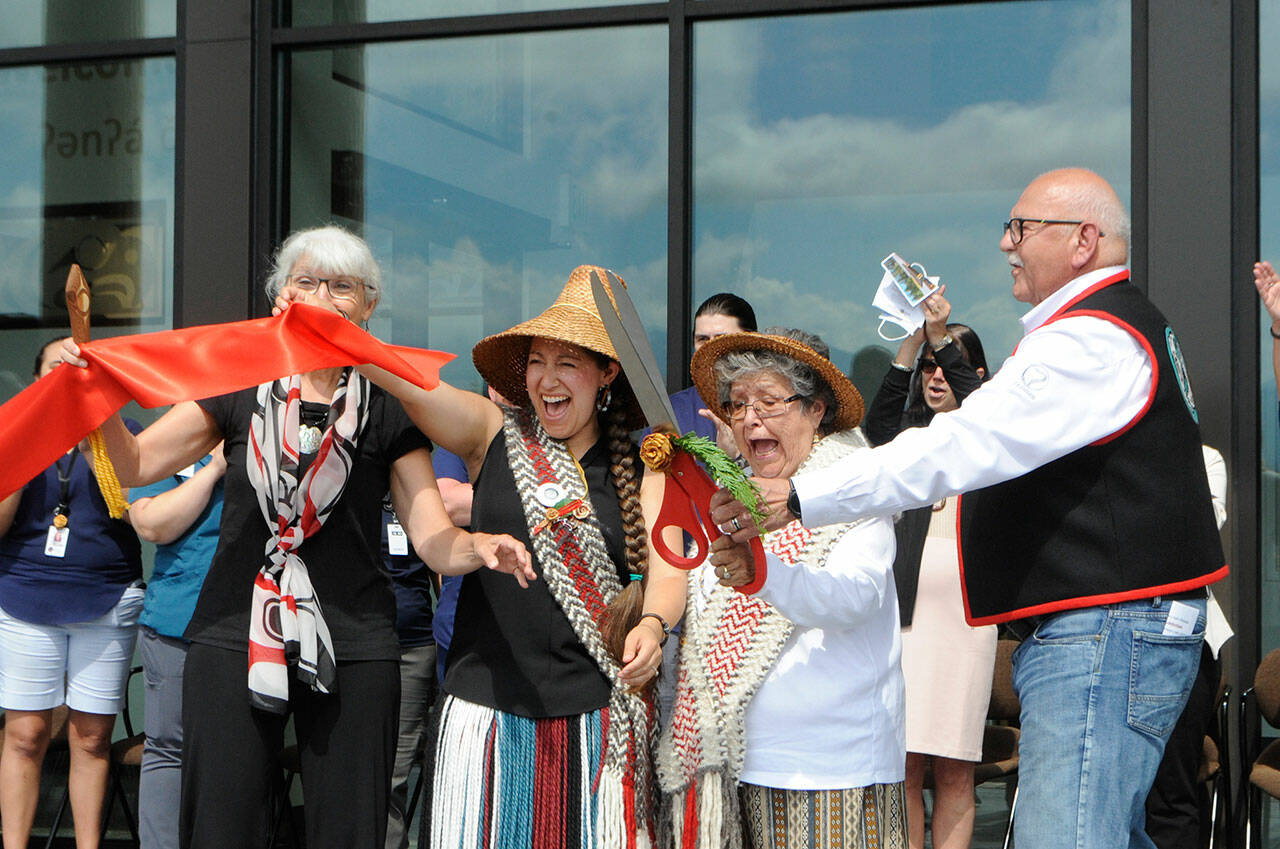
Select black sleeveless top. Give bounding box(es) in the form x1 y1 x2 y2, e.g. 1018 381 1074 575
958 274 1226 624
442 428 633 718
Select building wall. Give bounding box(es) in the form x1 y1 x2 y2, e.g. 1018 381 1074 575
0 0 1260 690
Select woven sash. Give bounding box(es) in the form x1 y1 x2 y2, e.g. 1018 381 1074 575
500 407 654 847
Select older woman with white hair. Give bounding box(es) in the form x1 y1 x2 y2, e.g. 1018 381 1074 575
60 224 531 849
656 328 906 849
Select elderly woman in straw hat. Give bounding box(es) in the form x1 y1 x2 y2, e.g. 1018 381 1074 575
350 266 686 849
656 328 906 849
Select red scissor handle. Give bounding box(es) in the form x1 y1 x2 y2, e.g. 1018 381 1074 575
650 451 767 594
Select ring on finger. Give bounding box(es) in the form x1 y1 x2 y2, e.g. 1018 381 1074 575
730 516 741 532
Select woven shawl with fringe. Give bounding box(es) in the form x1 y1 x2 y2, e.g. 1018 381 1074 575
245 370 370 714
655 428 873 849
502 407 656 848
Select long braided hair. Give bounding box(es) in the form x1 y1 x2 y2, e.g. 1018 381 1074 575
600 383 649 666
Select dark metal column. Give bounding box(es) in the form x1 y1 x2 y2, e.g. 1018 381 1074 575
174 0 255 326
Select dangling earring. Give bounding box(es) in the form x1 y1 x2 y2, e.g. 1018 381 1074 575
596 385 613 412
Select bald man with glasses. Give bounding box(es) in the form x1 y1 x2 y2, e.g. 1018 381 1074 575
711 168 1226 849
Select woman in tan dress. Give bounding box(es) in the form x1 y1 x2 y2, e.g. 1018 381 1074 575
864 288 996 849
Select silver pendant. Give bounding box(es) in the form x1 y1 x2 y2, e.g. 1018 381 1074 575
298 425 324 454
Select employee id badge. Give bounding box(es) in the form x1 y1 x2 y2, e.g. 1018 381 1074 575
880 252 939 307
45 525 70 558
387 522 409 556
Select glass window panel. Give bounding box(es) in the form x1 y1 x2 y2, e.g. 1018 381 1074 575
0 0 175 50
283 27 667 392
0 57 176 404
285 0 642 28
1260 0 1280 655
692 1 1130 404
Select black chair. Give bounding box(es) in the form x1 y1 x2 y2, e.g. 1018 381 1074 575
98 665 145 846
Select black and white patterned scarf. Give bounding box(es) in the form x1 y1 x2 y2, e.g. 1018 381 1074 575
245 370 370 714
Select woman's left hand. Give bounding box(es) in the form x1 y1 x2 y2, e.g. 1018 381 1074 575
921 285 951 344
473 532 537 588
709 534 755 588
618 620 664 691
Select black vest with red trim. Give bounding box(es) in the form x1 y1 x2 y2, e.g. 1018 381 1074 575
957 272 1227 626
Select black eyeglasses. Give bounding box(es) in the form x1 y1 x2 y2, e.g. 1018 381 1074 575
289 274 367 301
1003 217 1105 245
919 359 940 375
723 394 804 421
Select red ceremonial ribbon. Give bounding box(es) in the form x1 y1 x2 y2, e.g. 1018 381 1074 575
0 304 455 501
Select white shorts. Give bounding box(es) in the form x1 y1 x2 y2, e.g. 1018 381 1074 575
0 583 144 714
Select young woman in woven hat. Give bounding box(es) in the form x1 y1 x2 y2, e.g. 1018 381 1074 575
655 327 906 849
334 265 686 849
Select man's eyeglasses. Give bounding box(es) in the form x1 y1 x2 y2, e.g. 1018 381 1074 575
919 359 940 375
1003 217 1105 246
289 274 366 301
724 394 804 421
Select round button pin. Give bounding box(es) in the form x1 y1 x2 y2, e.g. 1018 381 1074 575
535 482 565 507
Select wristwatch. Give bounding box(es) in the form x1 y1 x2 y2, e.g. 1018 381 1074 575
931 333 954 351
786 479 802 521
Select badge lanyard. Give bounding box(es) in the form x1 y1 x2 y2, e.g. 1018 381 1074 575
45 451 78 558
52 450 78 529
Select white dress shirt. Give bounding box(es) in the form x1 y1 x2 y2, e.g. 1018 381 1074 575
795 266 1153 527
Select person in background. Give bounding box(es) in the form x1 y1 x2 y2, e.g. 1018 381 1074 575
0 337 145 849
430 447 469 682
654 294 757 718
129 444 226 849
865 289 994 849
381 493 437 849
670 293 757 439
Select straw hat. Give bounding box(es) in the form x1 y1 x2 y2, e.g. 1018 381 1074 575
472 265 645 430
690 332 865 431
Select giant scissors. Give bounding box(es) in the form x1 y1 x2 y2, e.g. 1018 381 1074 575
589 270 766 593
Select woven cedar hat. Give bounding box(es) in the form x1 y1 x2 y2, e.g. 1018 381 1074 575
472 265 645 430
690 332 865 431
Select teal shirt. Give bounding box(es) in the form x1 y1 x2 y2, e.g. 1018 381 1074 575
134 455 224 639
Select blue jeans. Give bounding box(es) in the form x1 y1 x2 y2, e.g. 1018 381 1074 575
1012 597 1205 849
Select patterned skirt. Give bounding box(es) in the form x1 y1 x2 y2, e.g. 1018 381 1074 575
432 694 643 849
738 782 907 849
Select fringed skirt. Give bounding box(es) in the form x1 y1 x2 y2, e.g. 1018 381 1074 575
738 782 907 849
432 694 645 849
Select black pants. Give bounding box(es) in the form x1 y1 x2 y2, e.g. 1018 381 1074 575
1145 643 1219 849
180 643 399 849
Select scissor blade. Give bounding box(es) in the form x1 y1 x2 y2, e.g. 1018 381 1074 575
589 270 679 431
603 270 680 426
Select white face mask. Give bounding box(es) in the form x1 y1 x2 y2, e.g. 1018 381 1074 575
870 261 942 341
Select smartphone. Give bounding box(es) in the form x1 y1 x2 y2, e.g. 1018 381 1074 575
880 252 938 307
